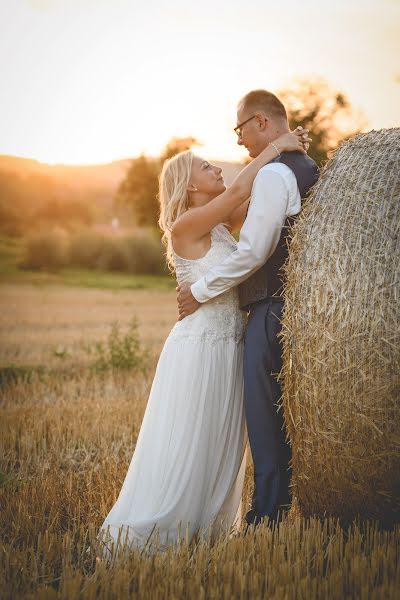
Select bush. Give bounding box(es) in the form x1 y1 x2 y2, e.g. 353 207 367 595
95 235 131 272
87 318 149 372
20 227 168 275
21 228 69 270
69 229 107 269
120 233 166 275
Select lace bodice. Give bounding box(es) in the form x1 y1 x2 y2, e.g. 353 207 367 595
168 224 247 344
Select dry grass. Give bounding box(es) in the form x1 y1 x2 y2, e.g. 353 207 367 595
1 283 399 599
0 284 178 369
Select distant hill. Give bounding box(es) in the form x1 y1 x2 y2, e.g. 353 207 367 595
0 155 243 221
0 155 133 218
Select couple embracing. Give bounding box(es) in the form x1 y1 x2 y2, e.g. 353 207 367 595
97 89 319 556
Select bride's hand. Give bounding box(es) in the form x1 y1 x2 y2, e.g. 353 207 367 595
273 127 312 155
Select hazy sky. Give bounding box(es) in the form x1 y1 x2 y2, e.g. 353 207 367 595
1 0 399 164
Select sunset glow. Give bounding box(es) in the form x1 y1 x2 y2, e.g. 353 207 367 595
1 0 399 165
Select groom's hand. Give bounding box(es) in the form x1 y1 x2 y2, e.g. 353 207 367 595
176 282 201 320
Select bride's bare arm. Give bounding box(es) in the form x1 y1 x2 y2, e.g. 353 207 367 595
227 198 250 234
172 130 309 241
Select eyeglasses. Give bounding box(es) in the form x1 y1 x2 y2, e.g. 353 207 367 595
234 114 256 139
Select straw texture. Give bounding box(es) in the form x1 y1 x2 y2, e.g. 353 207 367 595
280 128 400 525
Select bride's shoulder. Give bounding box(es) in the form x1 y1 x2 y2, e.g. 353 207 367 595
171 213 188 238
171 207 202 238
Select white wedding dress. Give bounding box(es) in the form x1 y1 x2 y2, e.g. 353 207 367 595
97 224 248 556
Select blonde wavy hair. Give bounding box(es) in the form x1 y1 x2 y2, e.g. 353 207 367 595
158 150 194 270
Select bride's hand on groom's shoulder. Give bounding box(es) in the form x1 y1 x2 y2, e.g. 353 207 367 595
176 282 201 321
276 127 312 154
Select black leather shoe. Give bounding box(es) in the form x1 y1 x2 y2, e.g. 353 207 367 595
245 509 276 531
245 508 261 526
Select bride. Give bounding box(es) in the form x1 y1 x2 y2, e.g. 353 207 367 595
96 127 309 558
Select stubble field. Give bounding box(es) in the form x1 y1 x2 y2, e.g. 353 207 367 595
1 283 398 599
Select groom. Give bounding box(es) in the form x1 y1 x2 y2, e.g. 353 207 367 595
177 89 319 526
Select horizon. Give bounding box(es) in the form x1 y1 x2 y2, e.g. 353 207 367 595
1 0 399 165
0 148 245 168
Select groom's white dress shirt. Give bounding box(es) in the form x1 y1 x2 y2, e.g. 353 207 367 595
190 162 301 303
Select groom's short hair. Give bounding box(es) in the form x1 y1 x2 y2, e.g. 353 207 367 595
239 89 287 122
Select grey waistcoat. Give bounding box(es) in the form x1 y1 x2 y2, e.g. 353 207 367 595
238 151 319 311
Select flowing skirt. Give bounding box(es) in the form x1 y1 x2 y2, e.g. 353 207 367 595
97 326 247 556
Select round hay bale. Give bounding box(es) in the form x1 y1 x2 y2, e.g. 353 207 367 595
280 128 400 525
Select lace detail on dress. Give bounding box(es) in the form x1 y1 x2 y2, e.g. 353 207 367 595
170 224 247 344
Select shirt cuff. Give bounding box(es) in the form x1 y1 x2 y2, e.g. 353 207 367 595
191 279 210 303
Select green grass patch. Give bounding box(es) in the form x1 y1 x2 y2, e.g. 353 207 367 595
0 364 47 386
2 268 176 290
